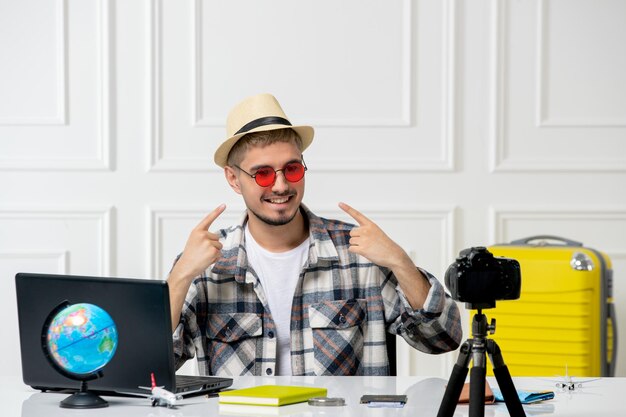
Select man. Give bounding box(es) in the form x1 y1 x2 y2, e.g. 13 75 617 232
168 93 461 376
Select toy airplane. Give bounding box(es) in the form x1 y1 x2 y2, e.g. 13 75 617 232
136 373 183 408
547 365 600 391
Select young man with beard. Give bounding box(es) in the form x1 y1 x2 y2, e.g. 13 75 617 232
168 93 462 376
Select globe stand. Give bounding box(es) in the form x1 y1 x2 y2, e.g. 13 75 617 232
60 380 108 409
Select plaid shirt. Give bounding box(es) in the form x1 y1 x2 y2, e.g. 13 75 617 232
172 205 462 376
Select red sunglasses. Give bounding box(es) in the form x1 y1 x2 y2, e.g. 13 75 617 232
235 159 307 187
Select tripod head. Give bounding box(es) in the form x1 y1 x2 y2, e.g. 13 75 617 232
471 309 496 341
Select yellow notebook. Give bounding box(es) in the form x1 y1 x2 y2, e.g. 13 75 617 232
218 385 328 407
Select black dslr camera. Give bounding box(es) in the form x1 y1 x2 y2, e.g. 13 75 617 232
444 247 521 309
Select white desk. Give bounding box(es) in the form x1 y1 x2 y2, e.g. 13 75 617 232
6 375 625 417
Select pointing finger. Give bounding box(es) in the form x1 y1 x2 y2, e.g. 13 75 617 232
195 204 226 230
338 202 371 226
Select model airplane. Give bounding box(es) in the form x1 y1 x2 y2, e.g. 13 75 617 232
547 365 600 391
136 373 183 408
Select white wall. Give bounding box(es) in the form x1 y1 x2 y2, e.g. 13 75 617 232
1 0 625 380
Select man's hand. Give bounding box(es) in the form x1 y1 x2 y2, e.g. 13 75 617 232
338 202 407 269
170 204 226 282
168 204 226 331
339 202 431 309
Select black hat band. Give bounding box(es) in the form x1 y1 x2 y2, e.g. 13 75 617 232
235 116 292 136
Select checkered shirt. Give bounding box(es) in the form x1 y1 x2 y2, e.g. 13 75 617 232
172 205 462 376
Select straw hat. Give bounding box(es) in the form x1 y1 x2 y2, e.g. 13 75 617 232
214 93 315 167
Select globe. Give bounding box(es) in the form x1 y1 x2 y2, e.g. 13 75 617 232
45 303 118 376
42 302 118 409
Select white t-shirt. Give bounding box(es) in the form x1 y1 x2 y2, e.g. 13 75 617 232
244 225 309 376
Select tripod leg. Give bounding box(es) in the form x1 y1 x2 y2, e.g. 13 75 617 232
487 340 526 417
437 342 471 417
469 348 487 417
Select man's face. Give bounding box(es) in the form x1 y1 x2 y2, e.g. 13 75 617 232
226 141 305 227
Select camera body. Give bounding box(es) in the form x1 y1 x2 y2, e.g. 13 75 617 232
445 246 521 308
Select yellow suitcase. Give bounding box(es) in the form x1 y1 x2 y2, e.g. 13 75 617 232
478 236 616 377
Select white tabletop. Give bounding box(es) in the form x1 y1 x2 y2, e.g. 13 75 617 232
5 375 624 417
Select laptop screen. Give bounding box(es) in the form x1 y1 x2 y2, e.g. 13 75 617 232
15 272 223 395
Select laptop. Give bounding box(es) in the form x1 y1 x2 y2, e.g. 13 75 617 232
15 272 232 397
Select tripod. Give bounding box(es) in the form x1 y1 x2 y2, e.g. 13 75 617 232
437 308 526 417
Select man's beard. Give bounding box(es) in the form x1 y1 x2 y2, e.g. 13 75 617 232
249 206 299 226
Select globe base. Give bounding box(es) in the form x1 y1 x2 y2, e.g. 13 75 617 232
59 381 108 409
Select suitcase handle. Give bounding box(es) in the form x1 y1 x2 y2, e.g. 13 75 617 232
608 303 618 376
509 235 583 247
